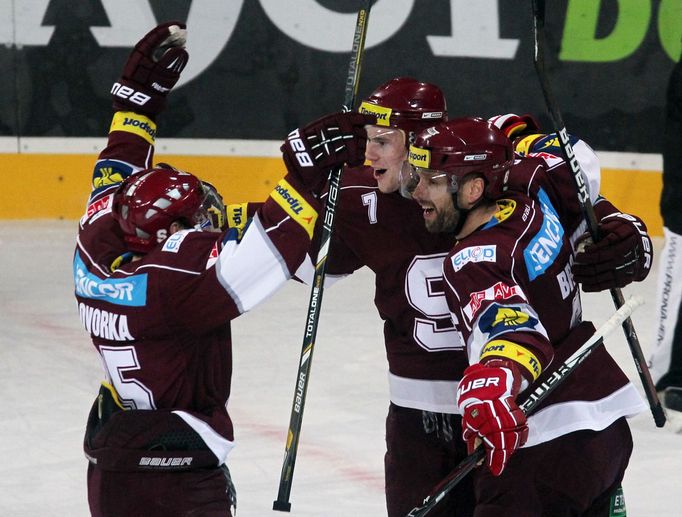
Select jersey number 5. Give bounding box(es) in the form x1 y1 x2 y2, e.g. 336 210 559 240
99 345 156 410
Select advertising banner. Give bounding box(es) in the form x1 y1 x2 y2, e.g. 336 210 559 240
1 0 679 153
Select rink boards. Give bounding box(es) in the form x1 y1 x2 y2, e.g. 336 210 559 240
0 138 663 236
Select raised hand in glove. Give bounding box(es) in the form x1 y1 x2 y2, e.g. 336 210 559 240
112 22 188 117
488 113 540 140
573 212 653 292
456 361 528 476
281 112 376 193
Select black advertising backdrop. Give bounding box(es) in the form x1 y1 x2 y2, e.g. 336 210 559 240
2 0 680 153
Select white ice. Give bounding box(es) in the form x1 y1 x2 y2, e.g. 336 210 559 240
0 221 679 516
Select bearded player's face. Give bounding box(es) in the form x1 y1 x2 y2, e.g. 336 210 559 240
410 170 460 233
364 126 407 194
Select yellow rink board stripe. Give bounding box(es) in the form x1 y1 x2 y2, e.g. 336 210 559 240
1 153 287 220
0 153 664 236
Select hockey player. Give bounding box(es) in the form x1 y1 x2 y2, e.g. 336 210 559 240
403 117 650 515
74 22 371 516
489 113 652 295
296 77 475 516
650 55 682 415
293 78 654 516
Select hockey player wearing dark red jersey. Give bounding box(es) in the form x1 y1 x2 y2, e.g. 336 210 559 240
403 117 651 515
74 22 371 517
294 77 476 517
296 80 652 516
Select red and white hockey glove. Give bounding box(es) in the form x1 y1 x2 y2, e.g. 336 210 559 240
456 362 528 476
112 22 188 117
488 113 541 140
281 112 375 194
572 212 653 292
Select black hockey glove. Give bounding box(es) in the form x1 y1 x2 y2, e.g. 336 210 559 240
281 112 376 194
572 212 653 292
112 22 188 117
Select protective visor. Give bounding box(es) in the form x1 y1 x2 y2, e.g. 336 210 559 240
399 161 458 199
193 181 227 232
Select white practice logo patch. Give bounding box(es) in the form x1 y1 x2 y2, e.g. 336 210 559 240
162 230 190 253
451 245 497 272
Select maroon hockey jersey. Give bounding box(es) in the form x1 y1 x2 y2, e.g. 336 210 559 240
298 166 470 414
74 116 319 464
442 155 646 446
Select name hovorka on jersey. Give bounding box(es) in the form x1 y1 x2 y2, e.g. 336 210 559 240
79 302 134 341
73 253 147 306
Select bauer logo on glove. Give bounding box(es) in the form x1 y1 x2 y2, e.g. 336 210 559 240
573 206 653 292
286 129 315 168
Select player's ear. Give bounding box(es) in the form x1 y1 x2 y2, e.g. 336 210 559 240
169 221 186 235
460 175 486 207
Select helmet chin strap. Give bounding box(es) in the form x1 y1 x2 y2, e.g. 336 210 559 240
451 190 487 236
451 193 469 235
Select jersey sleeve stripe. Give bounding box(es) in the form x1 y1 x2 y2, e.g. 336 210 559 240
215 214 291 313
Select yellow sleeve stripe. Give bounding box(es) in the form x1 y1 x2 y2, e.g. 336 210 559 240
269 178 318 239
109 111 157 145
480 339 542 380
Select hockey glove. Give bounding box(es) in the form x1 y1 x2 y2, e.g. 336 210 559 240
456 362 528 476
488 113 541 140
281 112 376 194
573 212 653 292
112 22 188 117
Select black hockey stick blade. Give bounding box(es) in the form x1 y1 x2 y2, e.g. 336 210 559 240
406 448 484 517
530 0 665 428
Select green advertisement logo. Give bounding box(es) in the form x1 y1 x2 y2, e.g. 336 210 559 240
561 0 682 62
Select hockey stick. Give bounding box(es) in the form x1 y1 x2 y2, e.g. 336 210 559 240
406 295 646 517
531 0 665 428
272 2 373 512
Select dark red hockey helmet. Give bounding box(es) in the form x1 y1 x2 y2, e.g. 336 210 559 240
403 117 514 199
112 165 226 253
358 77 447 143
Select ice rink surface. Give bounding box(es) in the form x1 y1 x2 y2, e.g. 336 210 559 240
1 221 680 516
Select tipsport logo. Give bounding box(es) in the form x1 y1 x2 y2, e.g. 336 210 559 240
359 102 392 126
408 145 431 168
